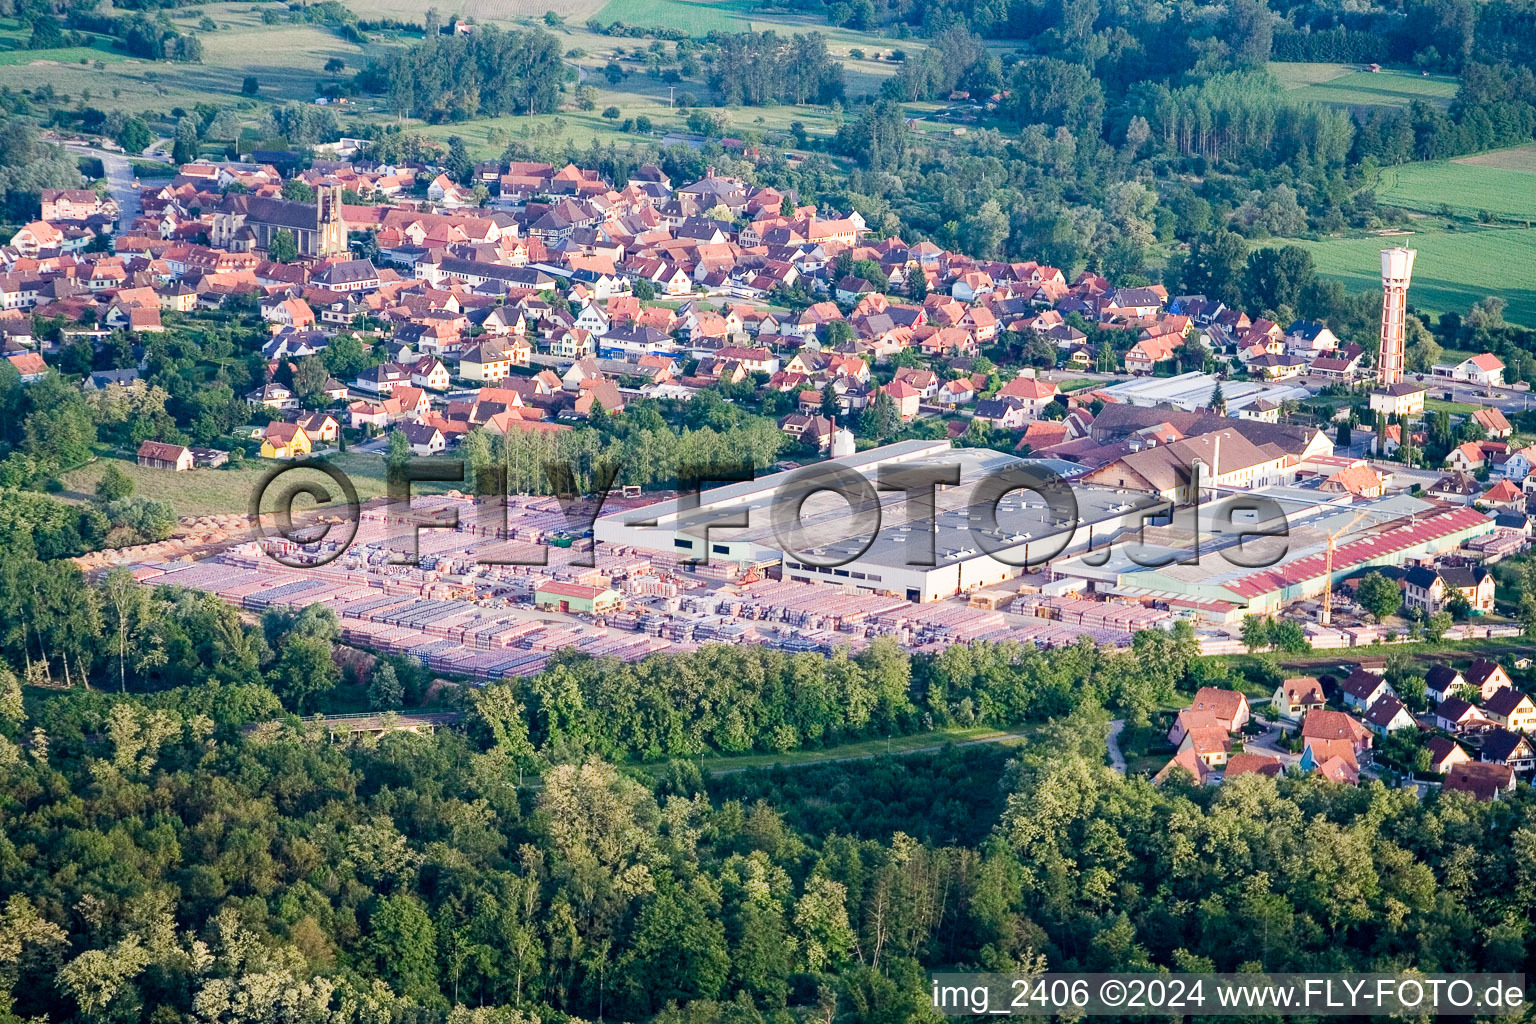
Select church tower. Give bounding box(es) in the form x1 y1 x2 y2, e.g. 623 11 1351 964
316 184 348 257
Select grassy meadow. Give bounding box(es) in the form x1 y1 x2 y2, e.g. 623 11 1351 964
61 449 420 518
1270 61 1458 108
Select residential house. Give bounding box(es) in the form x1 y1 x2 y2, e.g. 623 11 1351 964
1465 659 1513 699
247 382 298 412
1478 727 1535 774
136 441 193 471
1424 665 1467 704
882 380 921 421
296 412 339 444
401 421 446 456
1402 564 1495 615
1435 696 1489 733
1364 695 1415 735
1273 676 1326 721
1473 406 1513 439
1442 761 1515 800
1481 478 1525 510
1483 688 1536 733
1425 736 1471 775
354 362 411 395
1368 382 1427 418
1339 668 1393 712
1221 752 1284 780
1167 687 1250 746
260 421 311 459
408 356 451 391
5 352 46 383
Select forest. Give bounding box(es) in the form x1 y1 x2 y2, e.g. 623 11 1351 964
4 644 1535 1024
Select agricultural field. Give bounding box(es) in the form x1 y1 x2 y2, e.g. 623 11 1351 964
593 0 755 34
1274 223 1536 326
1270 61 1458 108
1373 149 1536 222
337 0 611 24
0 3 386 115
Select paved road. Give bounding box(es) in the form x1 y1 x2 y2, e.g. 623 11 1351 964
1106 718 1127 773
704 729 1033 776
62 143 141 233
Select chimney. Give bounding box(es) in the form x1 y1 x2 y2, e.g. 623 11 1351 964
706 165 716 179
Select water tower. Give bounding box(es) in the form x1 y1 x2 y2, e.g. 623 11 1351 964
1377 247 1416 386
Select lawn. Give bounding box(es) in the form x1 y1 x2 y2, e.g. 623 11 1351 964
1423 398 1481 415
1373 155 1536 222
1272 223 1536 326
1271 61 1458 108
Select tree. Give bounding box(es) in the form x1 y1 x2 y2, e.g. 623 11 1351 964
268 229 297 264
1337 420 1352 447
324 57 346 74
365 893 439 1002
292 356 330 407
386 430 411 473
1245 245 1316 314
602 106 621 119
242 75 260 96
368 662 403 710
1357 571 1402 621
1240 614 1270 652
1208 380 1225 415
95 463 134 502
171 116 199 165
116 117 153 155
1178 231 1248 308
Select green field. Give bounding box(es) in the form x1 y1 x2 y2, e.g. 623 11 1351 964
593 0 754 33
1374 153 1536 222
1271 61 1458 107
1275 224 1536 327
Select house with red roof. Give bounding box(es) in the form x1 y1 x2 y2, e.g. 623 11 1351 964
1447 353 1505 387
882 379 921 421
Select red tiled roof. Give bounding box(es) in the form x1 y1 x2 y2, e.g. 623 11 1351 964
1223 506 1491 600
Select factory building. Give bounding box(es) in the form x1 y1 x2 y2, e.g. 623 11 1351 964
1053 494 1493 617
595 440 1167 603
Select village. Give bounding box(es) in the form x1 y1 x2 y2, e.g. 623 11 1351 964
1148 652 1536 802
7 149 1536 801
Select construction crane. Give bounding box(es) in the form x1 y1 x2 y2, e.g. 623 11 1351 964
1320 509 1371 627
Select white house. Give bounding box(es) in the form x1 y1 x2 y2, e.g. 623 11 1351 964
1440 353 1505 387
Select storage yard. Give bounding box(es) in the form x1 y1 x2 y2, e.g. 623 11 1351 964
119 440 1527 676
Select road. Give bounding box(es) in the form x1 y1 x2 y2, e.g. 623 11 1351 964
61 142 142 233
1106 718 1127 773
